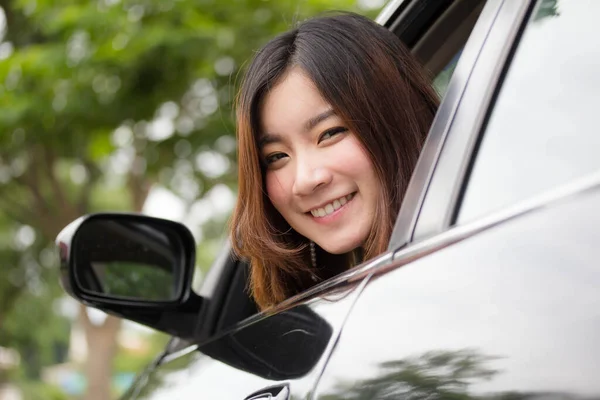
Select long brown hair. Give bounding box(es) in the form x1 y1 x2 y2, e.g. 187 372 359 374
230 12 439 310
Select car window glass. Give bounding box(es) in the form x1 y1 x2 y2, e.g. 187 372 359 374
412 0 486 96
456 0 600 224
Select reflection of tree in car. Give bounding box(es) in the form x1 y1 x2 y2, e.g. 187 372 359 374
534 0 559 22
75 219 180 300
317 347 587 400
98 261 174 301
318 349 500 400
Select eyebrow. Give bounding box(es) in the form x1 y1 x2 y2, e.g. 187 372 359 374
258 133 281 149
304 108 336 132
259 108 336 149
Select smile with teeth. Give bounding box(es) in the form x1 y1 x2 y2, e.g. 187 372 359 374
310 193 355 218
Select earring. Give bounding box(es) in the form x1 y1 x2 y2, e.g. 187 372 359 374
310 241 317 269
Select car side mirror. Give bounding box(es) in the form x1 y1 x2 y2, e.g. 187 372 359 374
56 213 202 339
56 213 334 381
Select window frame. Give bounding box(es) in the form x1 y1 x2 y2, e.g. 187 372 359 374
388 0 536 249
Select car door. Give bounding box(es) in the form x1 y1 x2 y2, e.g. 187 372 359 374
121 1 499 399
315 0 600 398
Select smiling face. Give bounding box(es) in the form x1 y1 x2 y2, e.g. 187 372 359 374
259 68 381 255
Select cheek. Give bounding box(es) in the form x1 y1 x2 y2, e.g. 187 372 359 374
335 136 378 183
265 171 290 211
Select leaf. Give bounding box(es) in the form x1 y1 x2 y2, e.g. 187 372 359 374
87 130 115 161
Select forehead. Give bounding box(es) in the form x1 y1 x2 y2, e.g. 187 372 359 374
259 68 332 135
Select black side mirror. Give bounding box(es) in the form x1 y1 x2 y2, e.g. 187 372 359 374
57 214 334 381
56 213 202 338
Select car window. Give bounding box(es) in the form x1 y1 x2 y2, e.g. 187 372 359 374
410 0 486 97
456 0 600 224
381 0 486 98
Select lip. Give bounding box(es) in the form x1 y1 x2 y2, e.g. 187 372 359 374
308 192 356 224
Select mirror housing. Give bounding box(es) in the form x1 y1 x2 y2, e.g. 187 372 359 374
56 213 203 339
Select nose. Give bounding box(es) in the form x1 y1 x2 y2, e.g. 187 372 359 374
292 156 333 196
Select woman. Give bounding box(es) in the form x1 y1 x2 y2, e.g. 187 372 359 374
230 12 439 310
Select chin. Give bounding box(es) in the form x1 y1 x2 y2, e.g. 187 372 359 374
318 237 366 255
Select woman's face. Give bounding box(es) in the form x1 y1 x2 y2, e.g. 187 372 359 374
259 68 381 254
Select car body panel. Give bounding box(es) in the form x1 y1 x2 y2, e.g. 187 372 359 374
315 181 600 399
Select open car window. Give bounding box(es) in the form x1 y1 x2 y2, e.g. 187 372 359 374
414 1 487 95
381 0 487 97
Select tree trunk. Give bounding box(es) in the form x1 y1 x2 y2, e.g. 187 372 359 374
80 305 122 400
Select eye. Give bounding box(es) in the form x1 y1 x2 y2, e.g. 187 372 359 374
264 152 288 166
318 126 348 143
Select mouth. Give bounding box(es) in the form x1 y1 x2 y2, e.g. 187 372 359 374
309 192 356 218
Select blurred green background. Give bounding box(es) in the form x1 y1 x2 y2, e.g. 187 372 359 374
0 0 384 398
